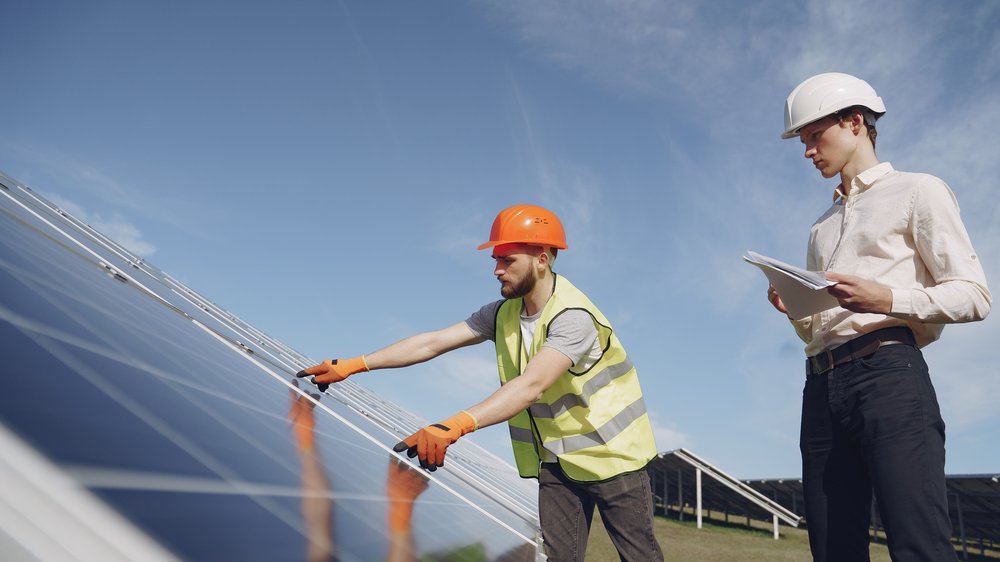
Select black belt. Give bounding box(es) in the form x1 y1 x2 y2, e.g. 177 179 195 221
807 327 916 376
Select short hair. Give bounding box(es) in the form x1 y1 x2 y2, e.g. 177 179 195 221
532 245 557 270
836 106 880 149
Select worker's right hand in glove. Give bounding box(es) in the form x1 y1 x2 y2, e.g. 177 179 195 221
392 410 478 471
296 356 369 391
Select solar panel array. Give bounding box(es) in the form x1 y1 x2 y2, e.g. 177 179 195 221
648 449 801 532
0 170 541 562
945 475 1000 555
747 475 1000 557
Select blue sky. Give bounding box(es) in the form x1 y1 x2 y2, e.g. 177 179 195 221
2 0 998 479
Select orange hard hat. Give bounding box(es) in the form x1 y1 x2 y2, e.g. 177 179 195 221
477 204 568 251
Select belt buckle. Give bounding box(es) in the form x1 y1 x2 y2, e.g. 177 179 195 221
809 349 835 376
820 348 834 374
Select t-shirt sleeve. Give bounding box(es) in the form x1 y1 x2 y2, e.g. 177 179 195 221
465 300 504 341
543 309 599 365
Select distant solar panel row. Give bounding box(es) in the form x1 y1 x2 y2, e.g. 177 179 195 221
0 171 541 561
648 448 801 539
747 475 1000 555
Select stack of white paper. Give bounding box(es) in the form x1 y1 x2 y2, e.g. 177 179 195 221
743 250 839 320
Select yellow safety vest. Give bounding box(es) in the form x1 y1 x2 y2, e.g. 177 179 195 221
495 274 657 482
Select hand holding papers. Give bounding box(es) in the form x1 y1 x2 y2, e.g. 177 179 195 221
743 250 839 320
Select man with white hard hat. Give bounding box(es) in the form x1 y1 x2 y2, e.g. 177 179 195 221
768 72 991 561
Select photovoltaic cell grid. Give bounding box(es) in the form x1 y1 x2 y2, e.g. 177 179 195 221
0 170 540 562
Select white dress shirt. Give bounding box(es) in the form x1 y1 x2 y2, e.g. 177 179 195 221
793 162 991 356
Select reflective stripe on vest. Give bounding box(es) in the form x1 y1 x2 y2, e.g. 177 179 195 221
536 396 648 455
528 357 634 419
508 424 534 445
495 274 657 481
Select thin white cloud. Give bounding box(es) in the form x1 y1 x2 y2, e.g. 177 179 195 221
4 144 121 202
505 68 546 184
487 67 607 267
905 94 1000 214
426 351 502 402
785 2 945 89
505 67 603 237
428 201 492 260
428 71 606 268
649 412 692 452
47 195 157 257
1 141 209 239
480 0 739 102
535 164 605 261
334 0 402 153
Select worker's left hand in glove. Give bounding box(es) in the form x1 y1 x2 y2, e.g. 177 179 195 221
393 410 478 471
296 356 369 391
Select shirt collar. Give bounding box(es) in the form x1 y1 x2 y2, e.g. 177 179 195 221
833 162 894 203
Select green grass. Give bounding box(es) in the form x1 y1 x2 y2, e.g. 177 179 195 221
582 510 998 562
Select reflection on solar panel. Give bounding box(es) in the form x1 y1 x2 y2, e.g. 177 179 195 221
0 170 542 561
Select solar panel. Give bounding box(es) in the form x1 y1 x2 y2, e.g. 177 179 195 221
747 475 1000 556
0 171 541 561
648 448 801 539
945 475 1000 554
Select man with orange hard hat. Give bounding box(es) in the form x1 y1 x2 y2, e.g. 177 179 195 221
299 204 663 561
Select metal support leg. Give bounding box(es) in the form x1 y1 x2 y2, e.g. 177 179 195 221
955 493 967 561
696 468 702 529
677 468 683 522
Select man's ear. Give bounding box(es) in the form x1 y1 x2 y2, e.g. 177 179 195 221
535 247 550 270
849 110 866 135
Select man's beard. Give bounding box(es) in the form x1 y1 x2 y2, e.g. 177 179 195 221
500 271 537 299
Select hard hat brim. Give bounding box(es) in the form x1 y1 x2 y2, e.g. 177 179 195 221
477 239 568 251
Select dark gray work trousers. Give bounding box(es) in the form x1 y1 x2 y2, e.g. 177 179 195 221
538 462 663 562
800 343 958 562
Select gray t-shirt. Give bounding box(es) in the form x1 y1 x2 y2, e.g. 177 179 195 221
465 300 601 370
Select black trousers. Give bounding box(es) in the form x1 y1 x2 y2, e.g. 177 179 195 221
800 344 958 562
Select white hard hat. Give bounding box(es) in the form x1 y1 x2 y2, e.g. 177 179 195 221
781 72 886 139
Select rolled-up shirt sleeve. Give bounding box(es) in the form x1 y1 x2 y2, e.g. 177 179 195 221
889 178 992 322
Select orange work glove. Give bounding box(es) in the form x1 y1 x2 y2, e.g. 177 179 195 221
296 356 369 391
392 410 478 471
